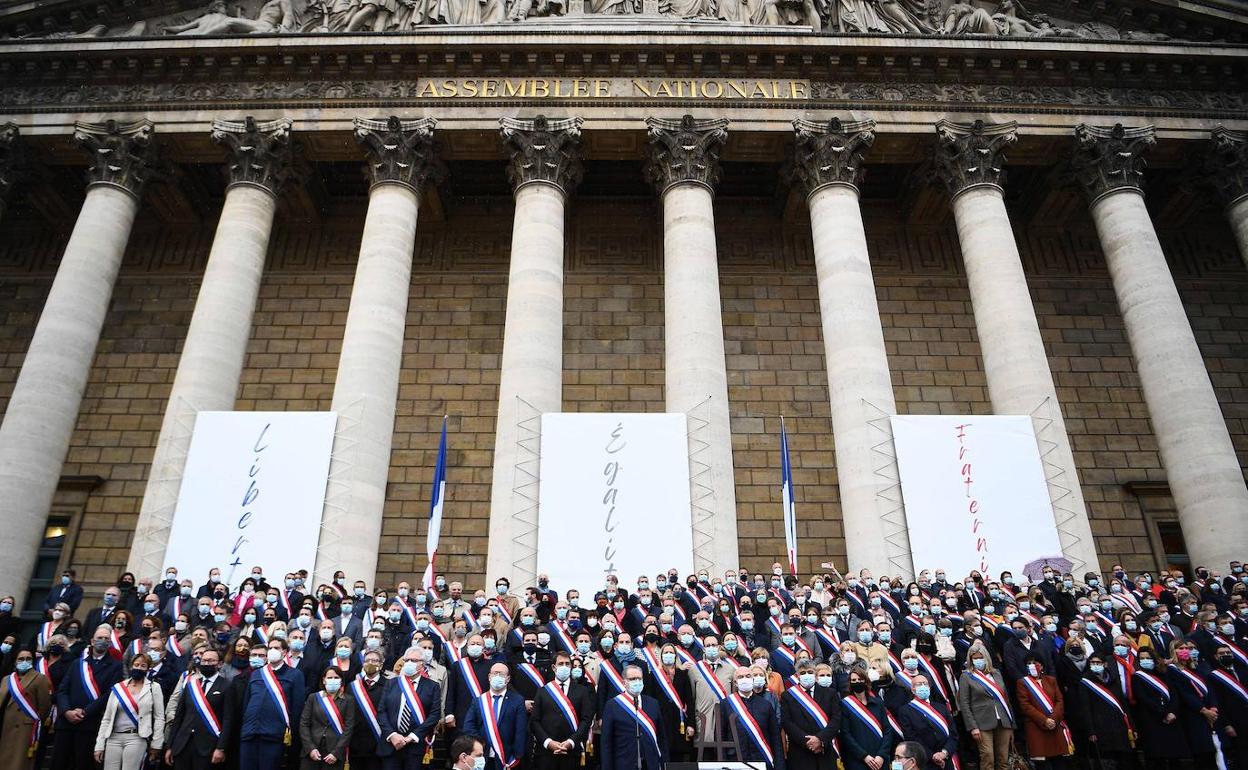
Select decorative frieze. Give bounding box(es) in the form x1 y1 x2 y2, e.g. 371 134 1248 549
211 117 295 196
73 119 158 198
644 114 728 196
790 117 876 196
1071 123 1156 202
354 116 444 194
934 119 1018 196
500 115 584 196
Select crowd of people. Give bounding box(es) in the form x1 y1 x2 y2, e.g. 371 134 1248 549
1 559 1247 770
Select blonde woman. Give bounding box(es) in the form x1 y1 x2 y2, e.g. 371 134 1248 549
957 641 1015 770
94 652 165 770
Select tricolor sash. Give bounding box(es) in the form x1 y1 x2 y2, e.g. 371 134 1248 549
479 692 515 768
597 655 626 695
642 651 685 724
544 681 580 731
166 635 184 658
766 616 784 640
908 699 950 737
112 682 141 725
915 656 951 703
1176 667 1209 698
726 694 775 767
317 692 346 735
109 630 123 653
813 627 842 655
460 659 485 698
187 675 222 737
1019 610 1042 629
842 696 884 738
253 626 268 645
399 675 430 730
787 686 829 729
128 638 143 658
675 647 697 666
1133 670 1171 701
351 678 382 738
1021 676 1073 752
7 673 42 750
879 593 901 615
887 653 913 686
259 665 291 728
397 598 419 628
1212 670 1248 703
903 615 924 635
968 672 1013 722
886 709 904 738
316 602 330 622
80 659 101 700
1092 611 1115 633
1081 678 1133 734
495 602 514 627
1217 637 1248 668
38 621 56 648
614 694 661 755
772 645 797 669
550 621 575 654
279 590 293 617
847 593 867 617
517 662 546 689
694 661 729 702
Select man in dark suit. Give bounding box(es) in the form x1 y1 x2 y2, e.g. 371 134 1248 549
510 629 551 706
378 648 442 770
445 633 494 740
896 674 958 770
601 664 666 770
51 624 124 770
781 662 840 770
331 595 365 646
44 569 84 615
349 650 388 770
463 662 529 770
531 651 595 770
83 585 122 631
167 646 234 770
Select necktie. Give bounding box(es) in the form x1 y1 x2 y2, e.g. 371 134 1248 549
398 691 412 735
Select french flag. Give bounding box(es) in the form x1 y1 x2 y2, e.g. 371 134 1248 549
422 416 448 591
780 416 798 575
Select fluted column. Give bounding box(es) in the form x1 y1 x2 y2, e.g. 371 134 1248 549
1074 123 1248 571
128 118 294 579
0 123 26 225
1205 127 1248 269
645 115 739 574
313 116 441 587
933 119 1100 574
0 120 157 608
790 118 913 577
486 116 582 587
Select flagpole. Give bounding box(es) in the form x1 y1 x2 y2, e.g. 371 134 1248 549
423 415 448 591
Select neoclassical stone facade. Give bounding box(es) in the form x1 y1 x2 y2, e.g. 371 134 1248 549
0 0 1246 608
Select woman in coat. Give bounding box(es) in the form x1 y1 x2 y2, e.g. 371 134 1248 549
0 648 53 770
838 665 897 770
1014 654 1073 767
653 642 696 762
298 667 357 769
1164 639 1218 768
1069 652 1134 766
956 641 1015 770
93 651 166 770
1130 647 1190 769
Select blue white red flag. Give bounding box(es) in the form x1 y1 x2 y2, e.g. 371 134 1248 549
422 416 448 591
780 416 797 575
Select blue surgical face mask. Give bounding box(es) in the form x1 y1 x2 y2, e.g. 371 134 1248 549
914 685 931 700
972 658 987 671
628 679 645 695
14 660 32 674
324 679 342 693
555 665 571 682
662 652 676 666
725 640 738 652
858 631 873 644
490 675 507 691
798 673 816 688
402 662 420 678
249 657 267 669
816 675 833 688
878 631 891 643
1139 658 1155 670
473 757 486 770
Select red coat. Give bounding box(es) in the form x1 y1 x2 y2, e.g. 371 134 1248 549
1015 675 1072 759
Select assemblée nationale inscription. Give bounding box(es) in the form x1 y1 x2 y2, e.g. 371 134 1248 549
413 78 811 99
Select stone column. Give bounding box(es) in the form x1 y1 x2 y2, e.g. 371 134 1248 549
1205 127 1248 269
0 123 26 225
313 116 441 588
486 116 582 587
0 120 157 609
790 118 913 577
645 115 739 575
127 118 294 579
1074 123 1248 571
934 119 1100 574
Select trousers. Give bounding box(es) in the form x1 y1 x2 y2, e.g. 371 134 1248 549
239 738 286 770
102 731 149 770
975 727 1015 770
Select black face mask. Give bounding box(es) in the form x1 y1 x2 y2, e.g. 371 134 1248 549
850 681 868 694
200 664 219 677
523 643 538 654
1219 657 1236 669
916 644 936 656
129 669 148 681
645 633 660 645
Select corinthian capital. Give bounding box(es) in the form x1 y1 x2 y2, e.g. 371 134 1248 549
354 116 444 194
934 119 1018 197
1071 123 1156 203
1204 126 1248 209
790 117 876 196
211 117 295 196
0 123 27 218
644 115 729 195
500 115 584 196
73 119 158 198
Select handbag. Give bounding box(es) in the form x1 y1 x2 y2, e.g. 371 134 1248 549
1005 737 1033 770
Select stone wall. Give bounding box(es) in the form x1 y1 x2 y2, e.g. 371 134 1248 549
1 192 1245 593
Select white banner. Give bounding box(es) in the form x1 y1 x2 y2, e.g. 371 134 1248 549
890 415 1062 579
537 413 693 590
164 411 337 589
